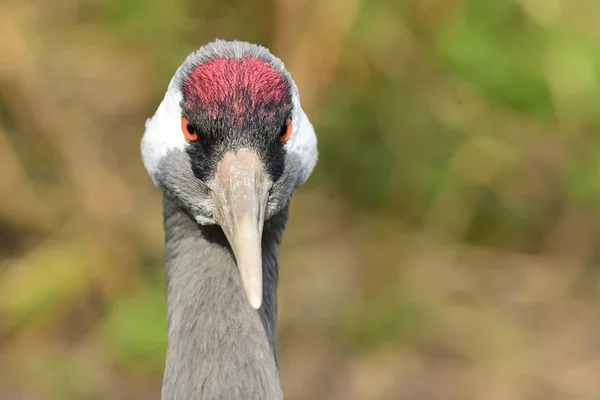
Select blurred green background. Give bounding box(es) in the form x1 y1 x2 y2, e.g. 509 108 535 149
2 0 600 398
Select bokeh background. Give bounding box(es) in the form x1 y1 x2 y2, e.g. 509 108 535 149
2 0 600 398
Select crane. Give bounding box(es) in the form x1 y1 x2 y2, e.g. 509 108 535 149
140 39 318 399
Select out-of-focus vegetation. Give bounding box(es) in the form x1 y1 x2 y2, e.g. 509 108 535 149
2 0 600 398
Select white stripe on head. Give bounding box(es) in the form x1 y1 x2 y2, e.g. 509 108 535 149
286 81 318 187
141 76 187 185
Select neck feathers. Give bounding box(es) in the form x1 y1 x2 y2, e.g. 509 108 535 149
160 196 287 399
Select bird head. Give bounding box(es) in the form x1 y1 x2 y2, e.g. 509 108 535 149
141 40 318 309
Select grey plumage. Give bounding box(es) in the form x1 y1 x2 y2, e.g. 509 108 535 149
161 196 286 399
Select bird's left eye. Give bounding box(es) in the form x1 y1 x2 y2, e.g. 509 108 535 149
279 121 292 143
181 116 198 141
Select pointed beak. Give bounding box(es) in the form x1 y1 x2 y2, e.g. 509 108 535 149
211 149 272 309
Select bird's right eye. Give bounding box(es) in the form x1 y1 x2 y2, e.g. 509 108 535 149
181 116 198 141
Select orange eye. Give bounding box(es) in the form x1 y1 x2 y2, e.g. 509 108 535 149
279 122 292 143
181 116 198 141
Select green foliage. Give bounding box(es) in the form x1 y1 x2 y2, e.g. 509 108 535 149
567 147 600 208
437 0 553 117
339 289 432 353
316 80 397 210
103 281 167 372
0 240 91 329
97 0 190 42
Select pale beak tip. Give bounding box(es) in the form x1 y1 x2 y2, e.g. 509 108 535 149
249 293 262 310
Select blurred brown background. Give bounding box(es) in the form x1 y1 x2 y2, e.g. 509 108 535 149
2 0 600 399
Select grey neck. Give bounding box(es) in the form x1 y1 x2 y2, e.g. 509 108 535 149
160 195 287 400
